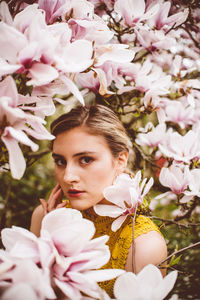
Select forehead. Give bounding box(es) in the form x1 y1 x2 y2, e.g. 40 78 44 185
52 126 111 154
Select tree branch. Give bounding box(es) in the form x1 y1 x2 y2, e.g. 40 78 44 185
149 216 200 228
157 241 200 267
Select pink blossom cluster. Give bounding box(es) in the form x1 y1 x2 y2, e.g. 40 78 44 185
0 208 124 300
0 0 193 181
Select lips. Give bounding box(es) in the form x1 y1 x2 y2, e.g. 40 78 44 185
68 189 85 197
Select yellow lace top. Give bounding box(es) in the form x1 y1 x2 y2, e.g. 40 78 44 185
82 211 161 297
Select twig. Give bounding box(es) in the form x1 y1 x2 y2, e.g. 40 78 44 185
157 241 200 267
149 216 200 228
181 25 200 49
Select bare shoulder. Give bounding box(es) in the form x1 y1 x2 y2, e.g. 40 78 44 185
125 230 167 276
30 204 45 237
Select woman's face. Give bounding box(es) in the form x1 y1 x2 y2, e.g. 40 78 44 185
52 126 127 211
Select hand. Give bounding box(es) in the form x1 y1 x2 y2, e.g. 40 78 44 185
40 183 68 215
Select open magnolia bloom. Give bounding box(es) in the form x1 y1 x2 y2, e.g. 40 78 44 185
94 172 153 232
1 208 124 300
113 264 178 300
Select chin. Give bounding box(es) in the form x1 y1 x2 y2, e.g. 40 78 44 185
69 201 92 211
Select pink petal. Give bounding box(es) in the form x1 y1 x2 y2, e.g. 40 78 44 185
142 177 154 196
0 22 27 62
1 135 26 179
69 246 110 271
91 68 113 96
0 76 18 107
52 220 95 256
22 121 55 141
54 278 82 300
0 59 20 77
27 63 59 86
3 127 38 151
60 76 85 105
0 2 13 25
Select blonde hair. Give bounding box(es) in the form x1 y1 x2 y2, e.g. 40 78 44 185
50 104 129 157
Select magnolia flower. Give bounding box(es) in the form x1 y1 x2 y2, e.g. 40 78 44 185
135 26 175 52
158 101 194 129
94 44 135 67
135 123 167 148
148 0 189 30
159 165 190 195
1 208 124 300
69 18 114 44
114 0 159 26
159 129 200 163
113 264 178 300
94 172 153 232
0 76 54 179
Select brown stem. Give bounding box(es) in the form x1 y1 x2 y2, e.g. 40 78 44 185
181 26 200 49
174 198 197 221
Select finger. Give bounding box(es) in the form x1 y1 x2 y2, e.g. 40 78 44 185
40 198 48 215
48 187 63 211
49 183 61 199
57 200 68 209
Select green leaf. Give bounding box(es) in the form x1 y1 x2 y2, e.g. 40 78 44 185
169 254 182 267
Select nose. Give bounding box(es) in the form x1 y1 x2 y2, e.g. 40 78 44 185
63 164 79 183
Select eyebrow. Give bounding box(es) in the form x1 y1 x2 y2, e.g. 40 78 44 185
52 151 97 158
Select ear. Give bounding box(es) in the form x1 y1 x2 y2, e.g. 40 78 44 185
116 151 128 174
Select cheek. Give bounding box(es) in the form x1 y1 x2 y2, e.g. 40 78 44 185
54 167 63 183
88 160 116 187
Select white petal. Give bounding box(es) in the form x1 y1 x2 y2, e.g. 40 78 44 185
41 208 83 234
152 270 178 300
111 216 127 232
61 39 93 72
0 59 20 77
94 204 123 218
137 264 162 287
1 283 38 300
114 272 138 300
84 269 125 282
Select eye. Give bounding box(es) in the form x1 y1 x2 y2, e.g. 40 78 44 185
54 157 66 167
79 156 94 165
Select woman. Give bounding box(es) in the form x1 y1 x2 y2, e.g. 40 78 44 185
30 104 167 296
